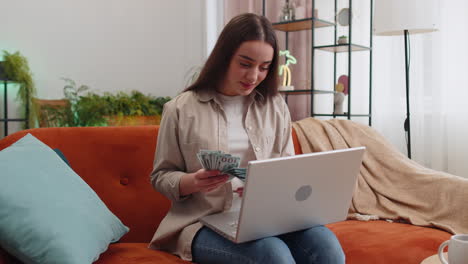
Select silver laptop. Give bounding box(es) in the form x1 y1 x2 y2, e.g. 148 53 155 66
199 147 365 243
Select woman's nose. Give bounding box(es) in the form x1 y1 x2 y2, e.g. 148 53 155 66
245 68 258 83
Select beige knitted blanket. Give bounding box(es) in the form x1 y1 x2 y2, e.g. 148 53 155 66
293 117 468 234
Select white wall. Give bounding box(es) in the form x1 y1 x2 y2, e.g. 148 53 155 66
1 0 207 98
0 0 218 134
204 0 224 57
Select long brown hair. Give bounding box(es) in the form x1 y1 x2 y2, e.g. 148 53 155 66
185 13 279 100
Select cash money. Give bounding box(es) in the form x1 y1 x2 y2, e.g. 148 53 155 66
197 150 247 181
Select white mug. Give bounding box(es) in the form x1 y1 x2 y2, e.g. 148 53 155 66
438 234 468 264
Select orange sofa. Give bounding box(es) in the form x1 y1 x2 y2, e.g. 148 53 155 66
0 126 451 264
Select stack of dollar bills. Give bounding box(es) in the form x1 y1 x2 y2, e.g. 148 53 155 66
197 150 247 181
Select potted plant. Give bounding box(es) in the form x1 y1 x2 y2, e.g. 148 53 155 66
2 51 37 128
338 35 348 44
44 79 171 127
100 91 170 126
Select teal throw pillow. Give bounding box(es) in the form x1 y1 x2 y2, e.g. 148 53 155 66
0 134 129 264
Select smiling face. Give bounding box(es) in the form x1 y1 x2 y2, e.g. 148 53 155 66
218 40 274 96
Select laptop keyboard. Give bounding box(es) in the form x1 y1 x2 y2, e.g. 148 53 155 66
229 221 238 228
228 221 238 236
200 211 240 240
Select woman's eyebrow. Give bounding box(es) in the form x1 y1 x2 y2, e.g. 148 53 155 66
238 54 272 64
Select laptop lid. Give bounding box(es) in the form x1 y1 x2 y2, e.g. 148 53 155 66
235 147 365 243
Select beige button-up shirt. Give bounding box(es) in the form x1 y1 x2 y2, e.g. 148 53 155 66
149 89 294 261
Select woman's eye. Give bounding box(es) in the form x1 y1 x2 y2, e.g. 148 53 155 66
240 62 250 68
260 67 270 71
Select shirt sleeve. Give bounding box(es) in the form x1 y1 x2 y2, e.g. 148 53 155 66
150 101 191 202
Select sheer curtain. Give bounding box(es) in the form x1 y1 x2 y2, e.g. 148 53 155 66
373 0 468 177
224 0 468 177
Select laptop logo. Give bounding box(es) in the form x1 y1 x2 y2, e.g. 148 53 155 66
295 185 312 201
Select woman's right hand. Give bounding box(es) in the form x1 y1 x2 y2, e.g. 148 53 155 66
179 169 230 196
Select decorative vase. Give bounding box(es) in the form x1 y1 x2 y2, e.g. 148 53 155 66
334 92 345 115
280 1 295 22
295 5 305 20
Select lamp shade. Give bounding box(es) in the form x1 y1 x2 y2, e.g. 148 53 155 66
374 0 438 36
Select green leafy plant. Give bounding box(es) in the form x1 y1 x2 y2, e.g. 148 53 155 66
46 79 171 127
2 51 37 127
62 78 91 126
149 96 171 115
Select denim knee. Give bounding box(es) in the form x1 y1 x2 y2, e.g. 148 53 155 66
280 225 345 264
305 226 345 264
308 227 345 264
249 237 295 264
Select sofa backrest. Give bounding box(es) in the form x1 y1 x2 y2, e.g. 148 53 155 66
0 126 303 243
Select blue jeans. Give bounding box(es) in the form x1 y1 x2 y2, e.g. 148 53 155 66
192 225 345 264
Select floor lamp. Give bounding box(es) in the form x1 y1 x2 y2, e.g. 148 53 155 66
374 0 438 159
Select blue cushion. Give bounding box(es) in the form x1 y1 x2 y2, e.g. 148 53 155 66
0 134 129 264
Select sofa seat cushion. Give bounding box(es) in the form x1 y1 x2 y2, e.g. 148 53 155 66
0 220 452 264
96 243 190 264
327 220 451 264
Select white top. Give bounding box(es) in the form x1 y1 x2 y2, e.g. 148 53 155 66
216 93 256 190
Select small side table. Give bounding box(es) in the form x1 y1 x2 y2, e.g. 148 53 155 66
420 253 447 264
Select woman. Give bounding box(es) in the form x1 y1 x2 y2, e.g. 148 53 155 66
149 13 345 264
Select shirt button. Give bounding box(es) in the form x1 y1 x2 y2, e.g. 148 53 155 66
255 147 261 152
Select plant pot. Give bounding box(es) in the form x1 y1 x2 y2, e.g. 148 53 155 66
105 115 161 126
338 38 348 44
33 98 71 128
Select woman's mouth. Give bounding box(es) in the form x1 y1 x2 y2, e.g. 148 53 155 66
240 82 255 90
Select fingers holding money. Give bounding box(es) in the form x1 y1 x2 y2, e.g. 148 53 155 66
193 169 229 192
197 150 247 181
182 150 245 196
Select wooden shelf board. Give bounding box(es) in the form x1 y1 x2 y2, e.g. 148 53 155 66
314 114 371 117
273 18 334 32
315 44 371 53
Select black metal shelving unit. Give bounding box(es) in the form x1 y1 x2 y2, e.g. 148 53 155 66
262 0 373 126
0 62 29 137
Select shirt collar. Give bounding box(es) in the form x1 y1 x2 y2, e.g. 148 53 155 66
194 89 264 104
